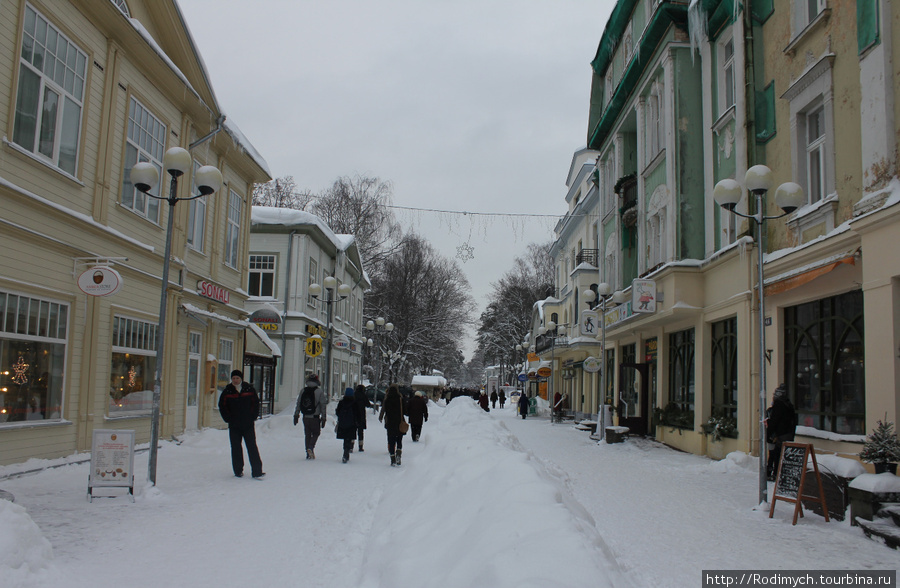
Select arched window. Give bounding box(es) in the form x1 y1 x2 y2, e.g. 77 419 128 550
111 0 130 17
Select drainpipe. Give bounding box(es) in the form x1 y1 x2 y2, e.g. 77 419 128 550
189 115 226 151
280 230 298 386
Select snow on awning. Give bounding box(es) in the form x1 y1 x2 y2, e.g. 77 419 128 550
248 323 282 357
763 251 856 296
411 375 447 388
181 303 246 329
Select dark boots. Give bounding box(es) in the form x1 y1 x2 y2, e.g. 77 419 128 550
358 441 364 452
396 449 402 466
390 453 396 466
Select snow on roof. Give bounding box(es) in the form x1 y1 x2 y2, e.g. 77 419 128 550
411 375 447 388
251 207 352 252
129 15 271 179
248 323 283 357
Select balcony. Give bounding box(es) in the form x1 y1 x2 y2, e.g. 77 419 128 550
576 249 599 267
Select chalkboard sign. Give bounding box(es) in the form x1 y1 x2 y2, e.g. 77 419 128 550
768 442 830 525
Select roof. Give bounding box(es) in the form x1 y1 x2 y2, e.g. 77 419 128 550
411 375 447 388
251 207 356 253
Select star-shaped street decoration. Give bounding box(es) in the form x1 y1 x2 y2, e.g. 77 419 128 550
456 242 474 262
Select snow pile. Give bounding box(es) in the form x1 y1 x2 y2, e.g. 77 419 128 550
0 500 55 585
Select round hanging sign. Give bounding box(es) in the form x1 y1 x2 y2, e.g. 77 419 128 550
536 366 552 378
77 266 123 297
583 356 602 374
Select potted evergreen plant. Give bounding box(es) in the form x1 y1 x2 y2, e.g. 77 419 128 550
859 419 900 474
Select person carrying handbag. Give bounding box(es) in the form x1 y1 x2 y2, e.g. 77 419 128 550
378 385 406 466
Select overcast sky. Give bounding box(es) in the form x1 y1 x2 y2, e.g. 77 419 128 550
178 0 617 359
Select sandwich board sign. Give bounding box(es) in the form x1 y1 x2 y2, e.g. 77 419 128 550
88 429 135 502
768 442 830 525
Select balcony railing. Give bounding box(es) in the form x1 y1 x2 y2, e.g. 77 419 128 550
576 249 599 266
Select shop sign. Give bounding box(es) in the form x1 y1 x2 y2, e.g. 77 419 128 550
518 373 528 382
88 429 135 502
249 308 281 324
582 356 602 373
305 324 327 337
305 337 323 357
257 323 278 331
198 281 229 304
580 310 598 336
536 366 552 378
645 338 657 362
632 279 657 313
333 334 350 349
606 301 633 328
77 266 123 297
527 352 539 362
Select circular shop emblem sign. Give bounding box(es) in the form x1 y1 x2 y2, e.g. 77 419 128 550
536 366 552 378
582 356 602 374
77 266 123 297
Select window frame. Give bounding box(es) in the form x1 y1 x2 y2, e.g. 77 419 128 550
186 160 208 253
668 328 695 427
13 4 87 177
718 33 735 115
121 97 165 221
224 189 242 269
109 315 158 416
248 254 276 298
710 317 738 422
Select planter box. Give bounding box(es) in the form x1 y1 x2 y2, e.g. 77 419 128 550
801 472 853 521
606 426 629 444
848 474 900 526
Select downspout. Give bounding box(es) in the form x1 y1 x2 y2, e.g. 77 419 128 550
280 230 298 385
743 2 760 228
189 115 226 151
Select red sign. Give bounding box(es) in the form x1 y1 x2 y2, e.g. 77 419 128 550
197 281 229 304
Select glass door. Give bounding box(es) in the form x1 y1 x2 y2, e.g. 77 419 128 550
185 332 202 431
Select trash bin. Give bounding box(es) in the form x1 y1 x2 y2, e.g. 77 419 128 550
528 397 537 416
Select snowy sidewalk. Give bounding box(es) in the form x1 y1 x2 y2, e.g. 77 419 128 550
2 399 897 588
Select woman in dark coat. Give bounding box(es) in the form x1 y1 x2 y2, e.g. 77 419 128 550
498 390 506 408
518 392 529 419
478 391 489 412
335 388 361 463
353 384 371 452
490 389 498 409
379 385 406 466
765 384 797 479
406 391 429 442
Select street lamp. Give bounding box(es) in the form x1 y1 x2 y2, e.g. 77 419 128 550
714 164 804 504
540 320 567 421
309 277 352 400
584 285 628 438
365 317 393 389
131 147 223 486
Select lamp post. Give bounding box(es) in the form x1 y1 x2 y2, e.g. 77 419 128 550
309 277 352 400
131 147 223 486
583 285 628 438
714 164 804 504
365 317 393 390
540 320 567 421
515 344 523 391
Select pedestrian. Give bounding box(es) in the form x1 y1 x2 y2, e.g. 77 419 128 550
478 390 489 412
498 389 506 408
335 388 361 463
406 391 429 442
490 388 498 409
293 374 327 460
765 383 798 480
353 384 371 452
378 385 406 466
217 370 265 479
518 391 529 420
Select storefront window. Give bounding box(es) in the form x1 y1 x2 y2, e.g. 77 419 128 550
784 290 865 435
109 316 157 414
217 338 234 395
0 291 67 424
710 317 738 420
667 328 695 427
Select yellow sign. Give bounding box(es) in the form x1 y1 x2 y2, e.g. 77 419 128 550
305 337 323 357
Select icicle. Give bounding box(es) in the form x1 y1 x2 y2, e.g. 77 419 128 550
738 236 749 262
687 0 708 64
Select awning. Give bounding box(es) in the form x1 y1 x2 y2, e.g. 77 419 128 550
180 303 246 329
248 323 282 357
764 253 856 297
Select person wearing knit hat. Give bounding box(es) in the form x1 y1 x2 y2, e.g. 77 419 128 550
406 390 429 442
294 373 327 459
335 388 361 463
217 370 264 479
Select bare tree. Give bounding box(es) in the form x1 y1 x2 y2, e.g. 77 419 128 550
367 232 474 385
310 175 401 272
251 176 314 209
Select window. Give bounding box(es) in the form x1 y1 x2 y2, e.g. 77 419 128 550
646 80 665 160
668 328 695 426
0 291 67 423
784 290 865 435
792 0 827 36
602 156 615 214
13 5 87 176
248 255 276 297
805 106 826 203
710 317 738 421
647 209 665 269
187 161 207 252
121 98 165 221
217 338 234 397
111 0 130 16
110 316 157 414
719 36 735 114
308 258 318 307
224 189 242 268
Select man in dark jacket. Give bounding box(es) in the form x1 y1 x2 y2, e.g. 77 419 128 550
765 383 797 480
353 384 371 452
518 392 529 419
336 388 362 463
218 370 264 479
406 391 429 442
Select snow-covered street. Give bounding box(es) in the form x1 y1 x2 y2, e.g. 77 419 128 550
2 398 898 588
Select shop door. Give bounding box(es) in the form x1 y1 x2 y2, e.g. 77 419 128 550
618 362 649 436
185 332 202 431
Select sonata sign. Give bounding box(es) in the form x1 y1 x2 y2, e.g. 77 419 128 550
77 266 123 297
197 281 229 305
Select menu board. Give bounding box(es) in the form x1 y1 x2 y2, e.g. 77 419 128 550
768 442 830 525
89 429 135 501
